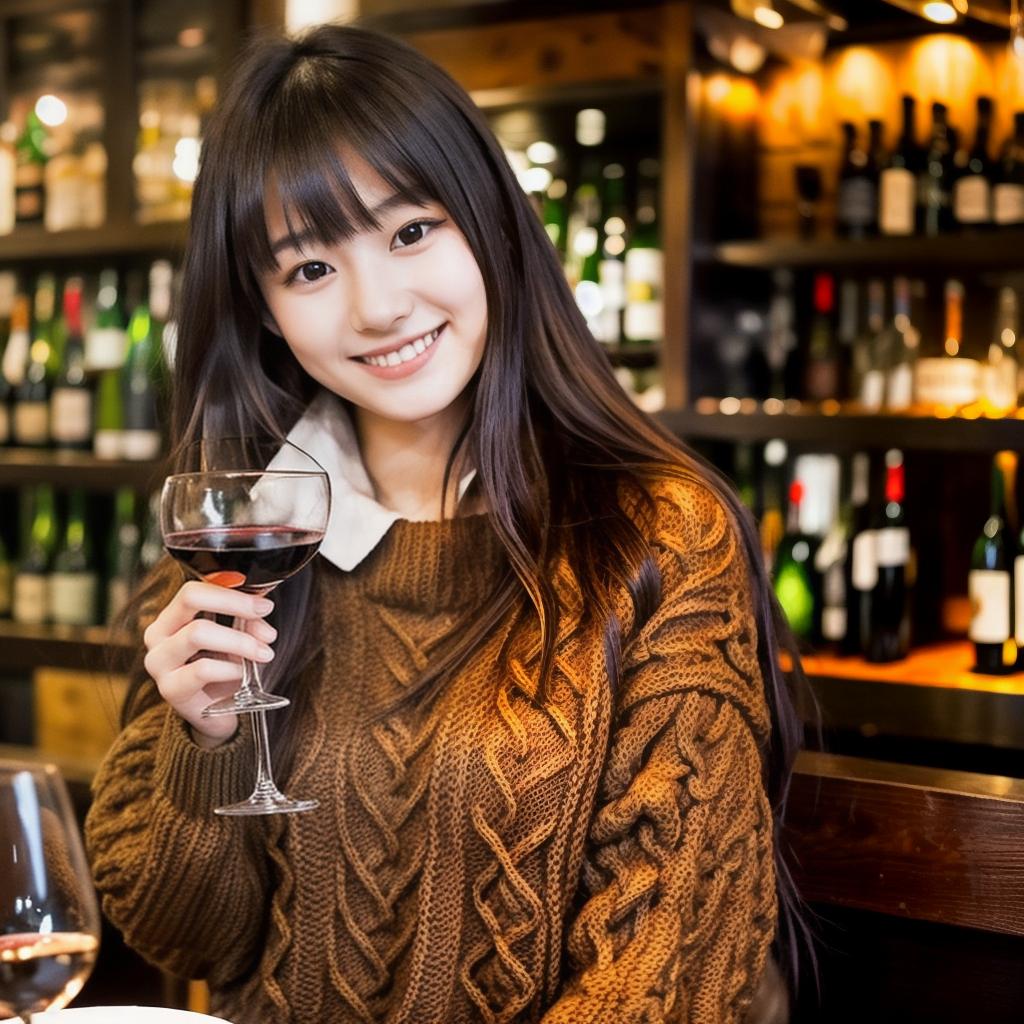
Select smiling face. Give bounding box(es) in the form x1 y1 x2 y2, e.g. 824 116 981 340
259 158 489 430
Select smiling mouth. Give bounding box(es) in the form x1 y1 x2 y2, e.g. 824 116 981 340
355 325 445 368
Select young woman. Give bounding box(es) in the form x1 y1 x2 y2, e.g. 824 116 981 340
86 22 812 1024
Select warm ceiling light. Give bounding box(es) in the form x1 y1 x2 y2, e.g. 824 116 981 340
921 2 958 23
753 4 785 28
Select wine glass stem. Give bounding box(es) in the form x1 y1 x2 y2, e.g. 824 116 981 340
234 616 262 701
252 709 281 800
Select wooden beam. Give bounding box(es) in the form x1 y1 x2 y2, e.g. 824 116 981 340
788 751 1024 937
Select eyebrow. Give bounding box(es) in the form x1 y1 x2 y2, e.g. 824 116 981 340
269 193 424 257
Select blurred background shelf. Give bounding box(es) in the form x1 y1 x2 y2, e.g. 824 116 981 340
660 408 1024 451
706 229 1024 270
0 448 166 489
0 621 132 673
0 221 187 264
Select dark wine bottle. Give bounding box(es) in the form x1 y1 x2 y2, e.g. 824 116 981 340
969 451 1017 674
836 122 876 239
106 487 140 624
954 96 994 230
864 449 912 663
12 277 54 447
804 273 839 401
879 96 920 237
49 277 93 451
917 102 955 237
843 452 871 656
13 484 57 625
994 111 1024 228
49 489 99 627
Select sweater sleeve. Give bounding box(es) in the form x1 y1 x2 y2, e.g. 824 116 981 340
542 480 777 1024
84 700 273 985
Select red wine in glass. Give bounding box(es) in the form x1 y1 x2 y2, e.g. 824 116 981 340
164 525 325 593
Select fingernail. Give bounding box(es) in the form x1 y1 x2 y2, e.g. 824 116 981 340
254 598 274 615
255 645 275 662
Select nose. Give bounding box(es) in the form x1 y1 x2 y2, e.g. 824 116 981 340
346 253 413 335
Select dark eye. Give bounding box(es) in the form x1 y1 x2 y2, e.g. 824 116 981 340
391 222 423 247
294 261 331 284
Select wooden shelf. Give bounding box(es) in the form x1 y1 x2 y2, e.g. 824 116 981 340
0 621 133 673
603 343 661 368
0 448 167 490
0 221 186 264
705 230 1024 271
658 407 1024 452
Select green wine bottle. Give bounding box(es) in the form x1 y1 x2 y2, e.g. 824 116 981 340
773 479 819 641
85 268 127 371
106 487 140 624
623 157 662 347
13 483 57 624
49 488 99 627
121 262 169 461
50 276 93 450
11 278 53 447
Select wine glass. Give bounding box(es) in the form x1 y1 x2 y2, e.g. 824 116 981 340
160 437 331 816
0 760 101 1022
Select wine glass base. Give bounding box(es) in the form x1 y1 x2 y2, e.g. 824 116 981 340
214 793 319 816
203 691 290 717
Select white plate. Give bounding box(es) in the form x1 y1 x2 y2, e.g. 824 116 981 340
2 1010 232 1022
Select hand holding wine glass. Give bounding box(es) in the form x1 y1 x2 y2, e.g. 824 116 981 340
0 761 101 1022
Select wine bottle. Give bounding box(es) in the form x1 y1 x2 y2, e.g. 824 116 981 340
543 178 568 258
0 275 13 446
14 109 47 226
773 479 819 641
566 160 601 294
597 162 629 348
885 277 921 411
0 530 11 617
1 290 29 391
994 111 1024 228
969 451 1017 674
842 452 871 656
623 158 663 347
864 449 911 663
813 454 849 649
766 270 797 400
759 439 787 571
50 277 93 450
917 102 955 237
879 96 919 237
836 122 877 239
837 279 860 402
106 487 140 624
954 96 994 230
121 262 170 461
48 489 99 627
12 277 55 447
85 268 127 371
857 279 887 411
13 484 57 625
804 273 839 401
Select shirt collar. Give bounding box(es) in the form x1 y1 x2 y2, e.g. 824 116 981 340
283 390 477 572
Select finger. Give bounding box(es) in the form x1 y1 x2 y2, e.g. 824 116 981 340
158 657 244 714
146 618 274 682
144 581 274 650
249 618 278 644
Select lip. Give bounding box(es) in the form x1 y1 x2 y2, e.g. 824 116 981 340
352 323 446 380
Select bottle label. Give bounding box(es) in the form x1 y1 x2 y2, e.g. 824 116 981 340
851 530 878 591
107 578 130 624
860 369 885 411
13 573 47 625
838 178 876 230
121 429 162 461
624 248 663 343
85 326 128 371
875 526 910 568
968 569 1011 644
13 401 49 445
49 572 99 627
879 168 915 235
993 183 1024 226
51 388 93 444
954 176 991 225
94 429 123 460
822 605 847 642
1016 556 1024 645
887 363 914 411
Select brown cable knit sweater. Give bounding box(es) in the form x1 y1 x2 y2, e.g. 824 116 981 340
85 476 777 1023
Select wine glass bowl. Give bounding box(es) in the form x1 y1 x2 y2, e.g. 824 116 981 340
0 761 101 1022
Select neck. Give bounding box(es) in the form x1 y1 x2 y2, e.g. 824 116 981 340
355 395 474 521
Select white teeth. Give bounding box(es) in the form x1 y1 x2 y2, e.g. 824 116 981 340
359 325 442 367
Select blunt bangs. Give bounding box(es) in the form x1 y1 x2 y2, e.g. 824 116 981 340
230 49 484 283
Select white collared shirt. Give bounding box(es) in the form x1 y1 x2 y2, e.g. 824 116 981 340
284 390 477 572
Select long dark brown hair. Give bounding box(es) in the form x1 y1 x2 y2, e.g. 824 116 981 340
123 21 817 1000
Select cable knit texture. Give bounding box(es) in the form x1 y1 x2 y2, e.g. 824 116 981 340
85 476 777 1023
